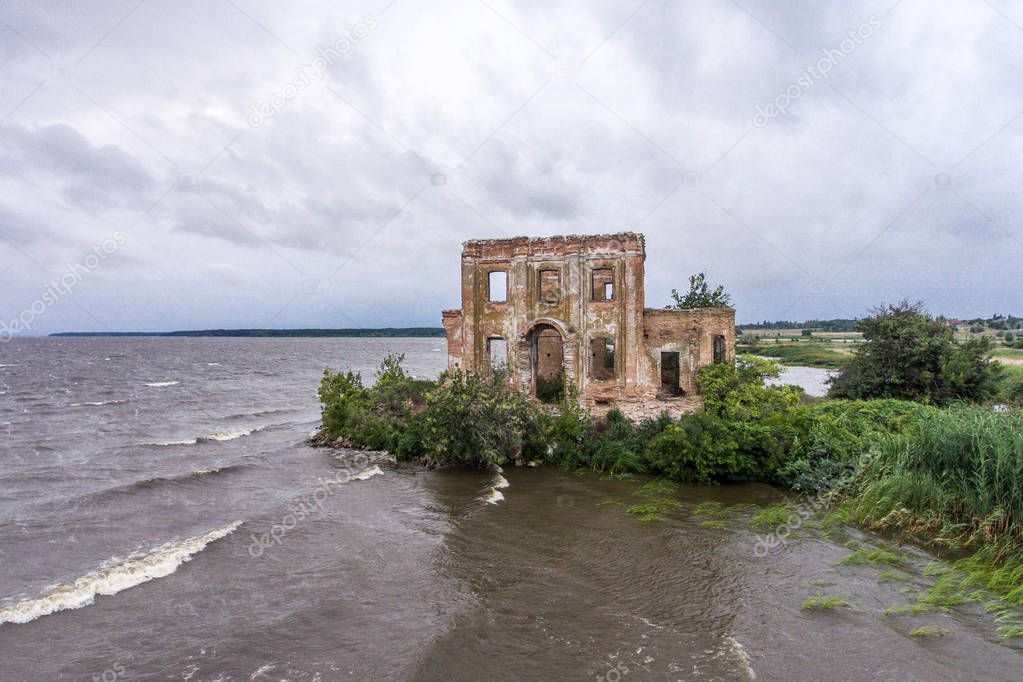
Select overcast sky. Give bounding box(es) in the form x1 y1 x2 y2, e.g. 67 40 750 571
1 0 1021 333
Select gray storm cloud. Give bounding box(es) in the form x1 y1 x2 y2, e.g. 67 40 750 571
0 0 1021 333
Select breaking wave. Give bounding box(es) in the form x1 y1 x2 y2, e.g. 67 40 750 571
143 381 179 387
0 521 242 626
147 426 265 446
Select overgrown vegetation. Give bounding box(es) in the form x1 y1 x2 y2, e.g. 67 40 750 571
828 301 1002 405
667 272 732 309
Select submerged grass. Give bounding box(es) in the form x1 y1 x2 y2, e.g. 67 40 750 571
909 625 951 638
801 594 851 611
699 519 727 530
625 479 682 522
838 547 907 567
749 504 794 531
878 569 913 583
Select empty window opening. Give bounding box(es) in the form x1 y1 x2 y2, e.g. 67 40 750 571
487 337 507 373
488 271 507 302
713 335 726 364
659 351 682 397
589 336 615 380
592 268 614 301
538 269 561 304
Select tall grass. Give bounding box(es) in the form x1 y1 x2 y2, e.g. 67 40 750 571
846 407 1023 549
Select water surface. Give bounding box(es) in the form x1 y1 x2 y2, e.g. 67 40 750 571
0 338 1018 680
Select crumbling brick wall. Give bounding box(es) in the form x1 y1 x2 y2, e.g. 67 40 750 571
441 232 735 417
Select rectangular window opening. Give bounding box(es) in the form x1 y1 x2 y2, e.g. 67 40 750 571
538 269 561 305
713 335 726 364
592 268 614 301
488 271 507 302
589 336 615 379
488 337 507 372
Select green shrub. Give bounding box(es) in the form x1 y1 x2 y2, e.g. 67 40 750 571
775 399 931 492
829 301 1002 405
417 370 539 468
319 354 433 455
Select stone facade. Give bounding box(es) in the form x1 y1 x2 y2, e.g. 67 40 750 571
441 232 735 418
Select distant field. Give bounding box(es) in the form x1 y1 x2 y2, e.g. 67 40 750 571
736 342 850 369
738 328 863 342
992 348 1023 365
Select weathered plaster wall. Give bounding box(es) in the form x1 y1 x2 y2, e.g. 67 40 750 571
640 308 737 396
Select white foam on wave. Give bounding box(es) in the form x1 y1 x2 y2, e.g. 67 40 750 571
149 438 200 446
143 381 179 387
147 425 265 446
724 635 756 680
0 520 242 626
481 488 504 504
352 465 383 481
250 663 276 679
206 426 262 441
493 474 509 489
70 399 125 407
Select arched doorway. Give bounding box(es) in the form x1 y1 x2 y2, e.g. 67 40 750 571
529 323 564 402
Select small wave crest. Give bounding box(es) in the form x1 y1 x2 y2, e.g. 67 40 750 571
0 521 242 625
70 399 126 407
352 465 383 481
82 465 244 504
204 427 261 443
136 465 243 487
143 381 179 387
480 488 505 505
149 438 200 446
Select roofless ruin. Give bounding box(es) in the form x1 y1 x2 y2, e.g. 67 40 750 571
441 233 735 418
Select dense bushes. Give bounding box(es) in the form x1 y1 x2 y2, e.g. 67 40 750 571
319 356 1017 510
318 354 923 489
318 353 433 456
319 355 545 467
829 301 1002 404
416 370 539 467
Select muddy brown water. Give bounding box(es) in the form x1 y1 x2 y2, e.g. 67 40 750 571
0 338 1020 680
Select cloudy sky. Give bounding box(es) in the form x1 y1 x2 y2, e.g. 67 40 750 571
1 0 1021 333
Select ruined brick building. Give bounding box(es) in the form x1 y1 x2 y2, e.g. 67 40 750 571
441 233 735 417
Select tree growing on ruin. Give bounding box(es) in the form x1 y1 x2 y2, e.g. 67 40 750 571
667 273 732 309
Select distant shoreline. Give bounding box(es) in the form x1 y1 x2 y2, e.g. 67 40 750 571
48 328 446 338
